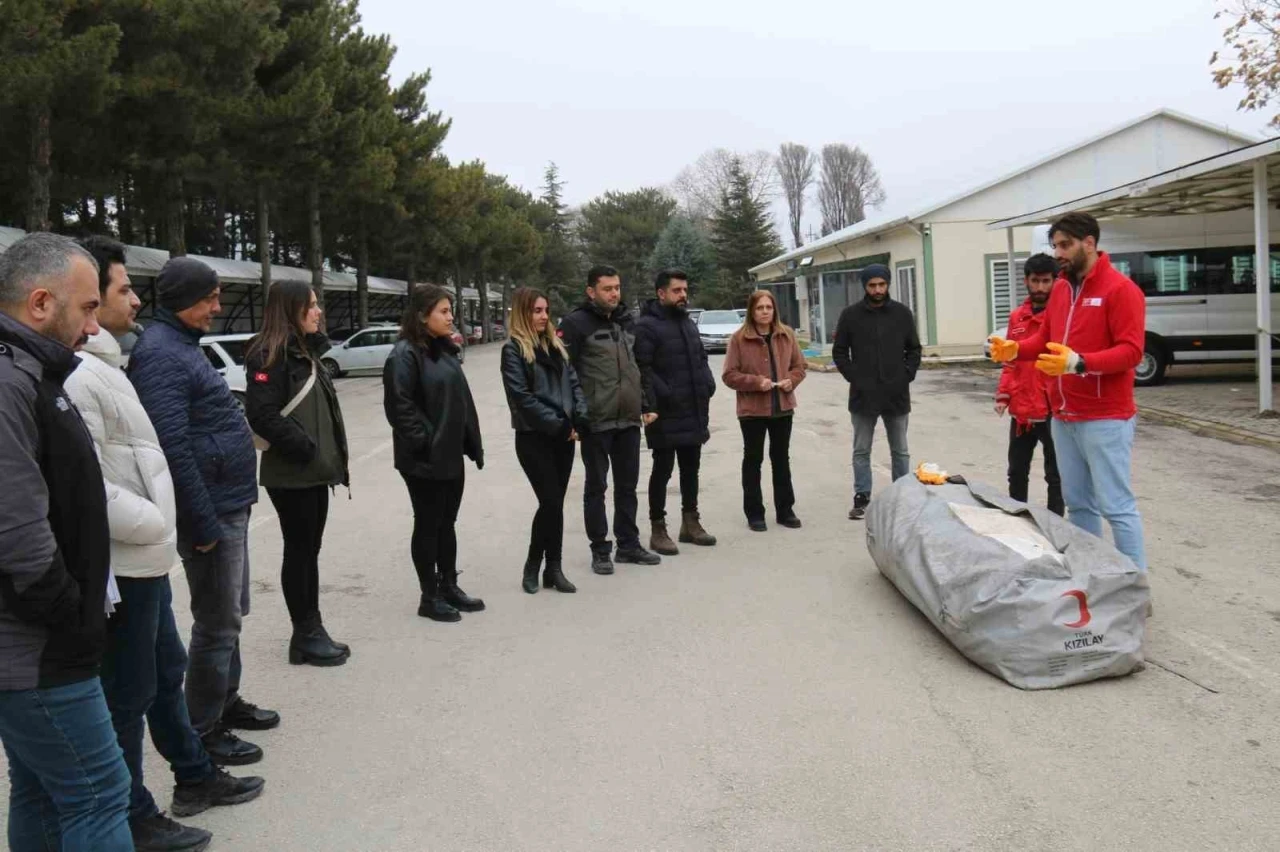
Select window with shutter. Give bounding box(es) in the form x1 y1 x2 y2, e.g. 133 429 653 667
895 263 917 314
989 258 1025 332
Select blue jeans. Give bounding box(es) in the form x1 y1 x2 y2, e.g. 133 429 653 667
100 576 214 821
0 678 133 852
177 507 251 736
851 412 910 497
1050 417 1147 570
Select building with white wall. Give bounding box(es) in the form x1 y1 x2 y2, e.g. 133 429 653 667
749 109 1256 354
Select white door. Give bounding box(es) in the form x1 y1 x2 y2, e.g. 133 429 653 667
369 329 397 371
342 330 380 371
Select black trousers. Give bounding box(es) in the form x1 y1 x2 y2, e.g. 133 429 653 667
649 445 701 522
1008 419 1065 516
740 416 795 521
267 486 330 627
401 472 465 593
580 426 642 554
516 432 576 564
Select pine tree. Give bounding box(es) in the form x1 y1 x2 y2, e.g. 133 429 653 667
535 161 580 314
710 157 783 305
648 216 715 301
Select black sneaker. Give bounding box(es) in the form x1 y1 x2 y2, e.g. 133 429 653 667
222 697 279 731
848 493 870 521
201 729 262 766
171 767 266 817
747 518 768 532
777 514 803 529
615 547 661 565
591 552 615 575
130 812 212 852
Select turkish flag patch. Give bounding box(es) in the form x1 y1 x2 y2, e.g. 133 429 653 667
253 371 270 383
556 329 564 337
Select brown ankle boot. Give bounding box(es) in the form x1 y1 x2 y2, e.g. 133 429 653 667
678 510 717 546
650 521 679 555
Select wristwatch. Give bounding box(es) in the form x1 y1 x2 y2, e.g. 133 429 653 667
1074 355 1087 375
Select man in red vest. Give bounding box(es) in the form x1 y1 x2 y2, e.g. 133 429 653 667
994 252 1064 515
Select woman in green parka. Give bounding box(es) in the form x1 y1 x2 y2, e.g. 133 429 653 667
245 280 351 668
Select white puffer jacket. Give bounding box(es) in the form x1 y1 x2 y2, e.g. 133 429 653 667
64 330 177 578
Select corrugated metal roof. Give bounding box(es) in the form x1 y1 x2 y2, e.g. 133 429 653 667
0 226 413 295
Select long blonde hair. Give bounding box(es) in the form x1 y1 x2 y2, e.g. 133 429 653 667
509 287 568 364
741 289 792 338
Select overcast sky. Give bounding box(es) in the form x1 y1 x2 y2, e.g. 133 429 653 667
360 0 1268 245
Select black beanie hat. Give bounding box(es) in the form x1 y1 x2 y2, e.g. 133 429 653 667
859 263 892 287
156 257 219 313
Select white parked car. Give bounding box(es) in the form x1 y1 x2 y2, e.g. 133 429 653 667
199 333 253 409
322 324 465 378
695 310 743 353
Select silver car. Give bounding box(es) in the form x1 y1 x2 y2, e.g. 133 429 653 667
696 310 742 353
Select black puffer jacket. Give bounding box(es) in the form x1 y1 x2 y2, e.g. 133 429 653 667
831 297 922 417
383 335 483 480
633 299 716 450
500 340 589 438
245 333 349 490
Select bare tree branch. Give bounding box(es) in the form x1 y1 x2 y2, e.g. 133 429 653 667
817 143 886 236
671 148 778 220
776 142 816 248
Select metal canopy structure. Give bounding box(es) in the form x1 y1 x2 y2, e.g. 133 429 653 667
988 137 1280 414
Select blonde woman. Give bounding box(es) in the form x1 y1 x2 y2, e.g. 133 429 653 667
500 288 589 594
722 289 807 531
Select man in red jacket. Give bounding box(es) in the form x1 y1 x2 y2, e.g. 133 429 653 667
995 253 1064 516
988 212 1146 571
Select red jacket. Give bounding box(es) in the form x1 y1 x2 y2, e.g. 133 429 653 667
996 299 1051 426
1013 252 1145 421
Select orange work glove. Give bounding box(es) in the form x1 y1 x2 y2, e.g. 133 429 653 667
987 336 1018 363
1035 342 1081 377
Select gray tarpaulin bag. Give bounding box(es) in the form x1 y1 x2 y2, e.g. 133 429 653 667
865 476 1149 690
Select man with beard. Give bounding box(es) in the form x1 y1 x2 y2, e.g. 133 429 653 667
833 263 922 521
0 232 134 850
988 211 1147 572
633 269 718 552
558 265 662 575
994 252 1064 516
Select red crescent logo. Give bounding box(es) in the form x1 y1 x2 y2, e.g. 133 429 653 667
1061 589 1091 628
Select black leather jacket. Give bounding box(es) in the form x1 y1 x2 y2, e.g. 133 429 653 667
500 340 589 438
382 335 482 480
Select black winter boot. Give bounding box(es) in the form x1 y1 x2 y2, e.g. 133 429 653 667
418 570 462 621
441 571 485 612
288 617 349 667
523 557 541 594
315 615 349 655
542 560 577 593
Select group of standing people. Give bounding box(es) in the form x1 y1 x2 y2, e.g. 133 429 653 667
0 231 357 851
0 208 1150 852
382 264 814 608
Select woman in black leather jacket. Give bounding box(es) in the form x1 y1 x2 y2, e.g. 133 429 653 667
382 284 485 623
500 287 588 594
